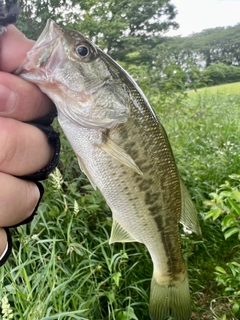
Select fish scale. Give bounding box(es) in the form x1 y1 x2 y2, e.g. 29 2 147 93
16 19 201 320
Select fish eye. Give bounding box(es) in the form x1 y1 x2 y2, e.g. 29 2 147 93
76 45 89 57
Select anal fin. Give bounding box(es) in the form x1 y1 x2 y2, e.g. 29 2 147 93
109 219 141 244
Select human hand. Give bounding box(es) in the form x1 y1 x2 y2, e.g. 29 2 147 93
0 26 59 265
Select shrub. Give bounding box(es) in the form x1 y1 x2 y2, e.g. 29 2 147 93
205 175 240 319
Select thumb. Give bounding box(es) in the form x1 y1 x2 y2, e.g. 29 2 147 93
1 25 34 72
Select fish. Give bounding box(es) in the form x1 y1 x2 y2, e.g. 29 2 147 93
15 19 201 320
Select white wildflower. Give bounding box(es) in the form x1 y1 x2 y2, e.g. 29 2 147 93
50 167 64 190
73 200 79 215
1 295 13 320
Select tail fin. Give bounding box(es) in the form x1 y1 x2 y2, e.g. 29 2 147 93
149 272 191 320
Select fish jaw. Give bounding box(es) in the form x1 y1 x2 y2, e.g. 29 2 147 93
15 20 66 84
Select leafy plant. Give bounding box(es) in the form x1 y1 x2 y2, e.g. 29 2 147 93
205 175 240 319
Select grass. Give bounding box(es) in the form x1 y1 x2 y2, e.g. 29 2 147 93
158 85 240 319
1 82 240 319
188 81 240 96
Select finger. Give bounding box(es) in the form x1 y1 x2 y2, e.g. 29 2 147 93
0 117 53 176
0 25 34 72
0 71 55 121
0 173 40 226
0 228 8 258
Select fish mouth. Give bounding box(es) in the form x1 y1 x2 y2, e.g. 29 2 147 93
35 19 62 52
15 19 63 77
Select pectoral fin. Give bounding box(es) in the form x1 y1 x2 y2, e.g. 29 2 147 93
109 219 141 244
180 178 202 236
99 137 143 175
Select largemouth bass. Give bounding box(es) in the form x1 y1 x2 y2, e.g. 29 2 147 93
16 20 201 320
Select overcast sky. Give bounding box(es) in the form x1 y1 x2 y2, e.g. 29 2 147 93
168 0 240 36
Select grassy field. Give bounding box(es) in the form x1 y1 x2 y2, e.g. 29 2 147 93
1 83 240 319
188 82 240 96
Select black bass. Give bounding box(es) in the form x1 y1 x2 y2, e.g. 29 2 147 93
16 20 201 320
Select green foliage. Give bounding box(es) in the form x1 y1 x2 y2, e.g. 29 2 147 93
146 24 240 90
156 24 240 69
70 0 178 61
17 0 178 53
205 176 240 319
203 63 240 86
194 25 240 67
158 92 240 199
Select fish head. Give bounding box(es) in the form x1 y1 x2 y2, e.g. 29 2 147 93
16 19 100 86
16 19 130 129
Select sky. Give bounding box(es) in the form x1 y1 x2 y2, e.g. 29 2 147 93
167 0 240 36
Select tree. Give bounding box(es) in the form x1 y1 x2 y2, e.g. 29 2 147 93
17 0 178 59
169 24 240 68
203 62 240 86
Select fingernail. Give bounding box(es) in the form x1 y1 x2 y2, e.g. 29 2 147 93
0 228 8 261
0 243 8 261
0 228 12 266
0 84 17 113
